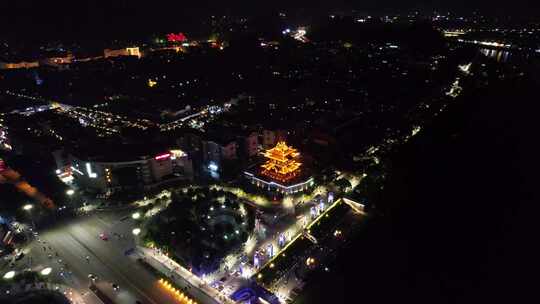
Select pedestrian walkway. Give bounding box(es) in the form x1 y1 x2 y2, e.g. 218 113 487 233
138 246 236 304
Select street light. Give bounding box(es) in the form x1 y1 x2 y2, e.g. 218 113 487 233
3 271 15 279
40 267 52 276
132 212 141 220
306 257 316 267
132 228 141 236
66 189 75 196
22 204 35 229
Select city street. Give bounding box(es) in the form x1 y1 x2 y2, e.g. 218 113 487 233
2 210 181 304
1 4 532 304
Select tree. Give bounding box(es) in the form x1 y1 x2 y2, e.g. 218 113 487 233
335 178 352 193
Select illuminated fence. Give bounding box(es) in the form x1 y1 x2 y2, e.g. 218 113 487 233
158 278 198 304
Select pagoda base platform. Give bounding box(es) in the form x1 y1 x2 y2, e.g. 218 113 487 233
243 170 314 195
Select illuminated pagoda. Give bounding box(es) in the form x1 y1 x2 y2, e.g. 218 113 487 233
245 141 313 195
261 141 302 182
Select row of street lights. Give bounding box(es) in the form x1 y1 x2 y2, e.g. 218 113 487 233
3 266 53 281
132 212 142 235
21 188 74 213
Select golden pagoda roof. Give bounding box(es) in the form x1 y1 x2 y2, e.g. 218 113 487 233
260 141 302 182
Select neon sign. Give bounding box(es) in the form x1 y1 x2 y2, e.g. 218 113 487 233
71 166 83 175
86 163 97 178
155 153 171 160
167 33 187 42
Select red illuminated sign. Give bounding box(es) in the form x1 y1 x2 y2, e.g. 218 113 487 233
167 33 187 42
154 153 171 160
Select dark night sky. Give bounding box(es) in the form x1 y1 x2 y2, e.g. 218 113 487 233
0 0 539 42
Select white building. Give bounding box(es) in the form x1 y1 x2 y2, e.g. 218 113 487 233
65 148 192 194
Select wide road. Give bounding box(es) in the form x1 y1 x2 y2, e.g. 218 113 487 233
17 211 181 304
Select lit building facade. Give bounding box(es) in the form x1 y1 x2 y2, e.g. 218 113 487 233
66 149 192 194
202 139 238 169
170 149 194 180
40 54 74 68
245 142 313 194
0 61 39 70
104 47 141 59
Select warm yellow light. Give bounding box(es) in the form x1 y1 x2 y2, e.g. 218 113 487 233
159 279 197 304
260 141 302 182
306 257 316 266
148 79 157 88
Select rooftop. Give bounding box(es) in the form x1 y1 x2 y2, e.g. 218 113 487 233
70 142 170 163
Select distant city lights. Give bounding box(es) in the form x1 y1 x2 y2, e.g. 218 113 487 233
167 33 187 43
170 149 187 160
148 79 158 88
282 27 309 43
